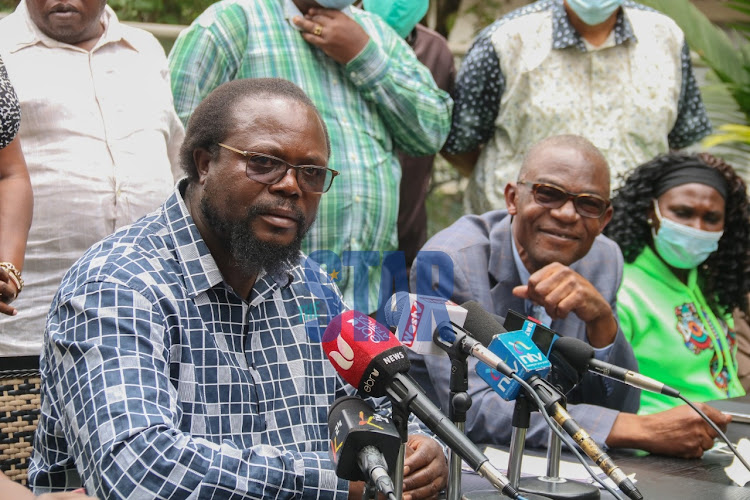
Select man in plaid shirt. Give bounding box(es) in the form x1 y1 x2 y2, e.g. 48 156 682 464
168 0 453 316
30 78 447 499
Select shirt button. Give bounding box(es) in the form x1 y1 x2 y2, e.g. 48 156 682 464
350 71 357 78
354 196 361 203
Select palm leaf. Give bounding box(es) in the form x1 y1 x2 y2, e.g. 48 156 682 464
639 0 750 99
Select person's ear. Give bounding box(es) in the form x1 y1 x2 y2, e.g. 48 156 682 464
598 205 614 233
194 148 213 185
505 182 519 215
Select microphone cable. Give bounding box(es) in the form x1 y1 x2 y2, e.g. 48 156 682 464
511 373 629 500
676 394 750 473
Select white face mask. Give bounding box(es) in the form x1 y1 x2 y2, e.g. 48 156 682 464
651 200 724 269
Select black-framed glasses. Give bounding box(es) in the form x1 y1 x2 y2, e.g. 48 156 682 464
218 143 339 194
518 181 610 218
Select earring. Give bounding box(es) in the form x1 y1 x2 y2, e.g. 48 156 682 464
647 218 653 226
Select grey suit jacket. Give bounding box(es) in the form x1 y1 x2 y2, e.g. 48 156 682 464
409 210 639 447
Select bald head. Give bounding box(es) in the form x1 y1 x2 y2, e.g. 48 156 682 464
519 135 610 191
506 134 613 272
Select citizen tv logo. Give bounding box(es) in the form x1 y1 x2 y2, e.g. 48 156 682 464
401 301 423 347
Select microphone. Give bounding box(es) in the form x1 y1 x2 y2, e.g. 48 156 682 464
327 396 401 499
384 292 468 356
322 310 524 500
464 305 643 500
552 337 681 398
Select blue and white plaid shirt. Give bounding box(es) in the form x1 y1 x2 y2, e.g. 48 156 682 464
30 181 396 498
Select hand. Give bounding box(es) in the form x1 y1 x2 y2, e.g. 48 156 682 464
293 8 370 65
512 262 616 347
0 267 19 316
606 403 732 458
36 491 97 500
402 435 448 500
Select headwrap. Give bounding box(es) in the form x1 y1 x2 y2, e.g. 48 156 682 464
654 158 729 200
362 0 429 38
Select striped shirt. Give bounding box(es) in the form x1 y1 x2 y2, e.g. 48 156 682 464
30 182 421 498
168 0 453 313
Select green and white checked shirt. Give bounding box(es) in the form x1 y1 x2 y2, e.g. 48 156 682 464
168 0 452 312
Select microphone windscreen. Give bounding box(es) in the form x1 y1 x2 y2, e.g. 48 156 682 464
322 310 410 396
460 300 507 345
384 291 410 328
551 336 594 371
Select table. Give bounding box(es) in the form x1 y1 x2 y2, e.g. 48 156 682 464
461 420 749 499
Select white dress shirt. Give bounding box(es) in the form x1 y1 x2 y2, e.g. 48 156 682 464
0 1 184 356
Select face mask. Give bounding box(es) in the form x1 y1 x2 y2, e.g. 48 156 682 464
363 0 429 38
651 200 723 270
566 0 622 26
315 0 355 9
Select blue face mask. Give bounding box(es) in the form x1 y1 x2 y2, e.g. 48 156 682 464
651 200 724 270
315 0 355 9
566 0 622 26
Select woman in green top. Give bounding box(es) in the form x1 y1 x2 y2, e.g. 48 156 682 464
606 152 749 414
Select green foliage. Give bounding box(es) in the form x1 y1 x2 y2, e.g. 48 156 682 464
639 0 750 164
107 0 216 24
0 0 215 24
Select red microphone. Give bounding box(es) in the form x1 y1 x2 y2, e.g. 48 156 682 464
322 311 523 500
322 310 410 397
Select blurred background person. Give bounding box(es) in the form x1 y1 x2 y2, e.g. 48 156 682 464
0 0 184 357
606 152 749 415
0 54 31 317
362 0 456 277
443 0 711 213
169 0 452 315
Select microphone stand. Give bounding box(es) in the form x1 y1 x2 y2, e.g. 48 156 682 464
509 383 599 500
362 479 378 500
389 394 409 500
433 322 473 500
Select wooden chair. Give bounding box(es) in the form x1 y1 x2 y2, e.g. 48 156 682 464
0 356 41 486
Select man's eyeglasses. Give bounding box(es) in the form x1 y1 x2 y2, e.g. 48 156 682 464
518 181 610 218
218 143 339 194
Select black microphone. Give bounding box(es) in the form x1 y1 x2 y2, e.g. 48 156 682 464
327 396 400 499
551 337 681 398
322 310 525 500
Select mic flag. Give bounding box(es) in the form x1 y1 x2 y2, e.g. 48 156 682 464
384 292 468 356
476 329 552 400
327 396 401 483
322 310 410 397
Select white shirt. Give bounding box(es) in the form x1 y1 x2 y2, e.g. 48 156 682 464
0 1 184 356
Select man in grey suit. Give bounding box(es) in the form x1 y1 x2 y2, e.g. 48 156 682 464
411 135 730 458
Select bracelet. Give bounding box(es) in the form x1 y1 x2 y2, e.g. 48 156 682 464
0 262 24 294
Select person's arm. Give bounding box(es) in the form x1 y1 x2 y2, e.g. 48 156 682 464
294 8 452 157
440 27 504 176
168 3 248 126
45 282 349 499
667 41 712 149
606 403 731 458
0 136 32 315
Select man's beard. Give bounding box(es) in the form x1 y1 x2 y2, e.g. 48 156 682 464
200 196 313 279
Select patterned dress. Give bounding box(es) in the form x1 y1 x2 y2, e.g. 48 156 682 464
0 55 21 149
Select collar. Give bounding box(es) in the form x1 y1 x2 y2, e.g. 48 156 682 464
7 0 137 54
165 180 224 298
510 226 532 285
283 0 352 31
550 0 636 51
